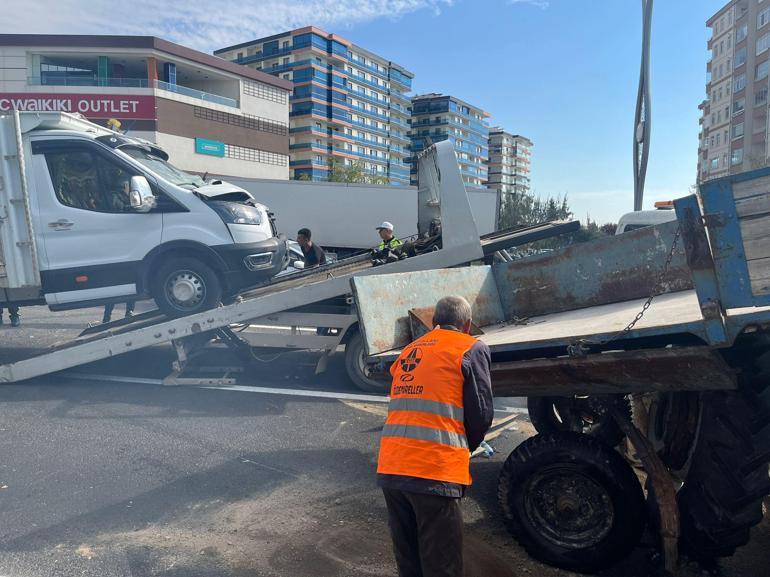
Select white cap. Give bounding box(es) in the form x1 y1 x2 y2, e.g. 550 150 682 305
377 221 394 231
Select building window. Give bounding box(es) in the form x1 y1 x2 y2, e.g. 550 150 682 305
225 144 288 166
732 148 744 165
759 7 770 29
736 46 748 66
735 73 747 91
282 41 290 48
314 155 323 163
756 86 768 105
733 122 745 138
194 106 288 136
711 157 720 170
243 80 288 104
738 24 749 42
758 32 770 55
734 97 746 114
758 59 770 80
717 133 721 146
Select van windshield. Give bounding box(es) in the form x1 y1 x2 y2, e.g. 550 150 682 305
120 147 205 189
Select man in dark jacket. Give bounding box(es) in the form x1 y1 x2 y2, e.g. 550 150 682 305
377 295 494 577
297 228 327 268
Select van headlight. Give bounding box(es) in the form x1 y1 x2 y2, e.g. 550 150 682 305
210 201 263 225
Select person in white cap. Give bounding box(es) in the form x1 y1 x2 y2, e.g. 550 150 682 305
376 221 403 252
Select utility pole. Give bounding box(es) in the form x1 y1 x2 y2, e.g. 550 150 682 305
634 0 654 212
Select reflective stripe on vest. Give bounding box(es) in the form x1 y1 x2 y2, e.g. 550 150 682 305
377 328 478 485
382 423 469 449
388 397 465 422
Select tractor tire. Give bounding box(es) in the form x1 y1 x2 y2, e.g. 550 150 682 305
678 382 770 560
527 395 632 447
498 432 646 572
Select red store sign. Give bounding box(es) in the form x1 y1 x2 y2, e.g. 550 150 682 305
0 93 156 120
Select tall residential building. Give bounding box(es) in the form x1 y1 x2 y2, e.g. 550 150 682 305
0 34 291 179
408 93 489 190
698 1 770 183
487 128 532 197
215 27 413 185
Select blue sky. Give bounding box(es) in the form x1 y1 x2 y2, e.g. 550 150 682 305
340 0 725 223
5 0 726 223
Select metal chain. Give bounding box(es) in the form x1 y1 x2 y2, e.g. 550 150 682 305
567 224 682 357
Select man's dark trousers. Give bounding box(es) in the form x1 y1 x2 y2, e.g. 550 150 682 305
382 488 463 577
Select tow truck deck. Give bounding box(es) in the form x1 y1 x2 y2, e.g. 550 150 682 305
0 139 578 385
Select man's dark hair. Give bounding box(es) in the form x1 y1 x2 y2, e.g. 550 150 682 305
297 228 311 239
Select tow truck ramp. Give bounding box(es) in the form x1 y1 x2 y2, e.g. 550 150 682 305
1 140 579 384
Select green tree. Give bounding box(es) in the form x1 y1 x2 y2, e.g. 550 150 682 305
497 189 614 252
327 158 390 185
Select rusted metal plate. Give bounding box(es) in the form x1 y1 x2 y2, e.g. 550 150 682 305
408 306 483 340
492 220 692 320
490 347 736 397
351 267 504 355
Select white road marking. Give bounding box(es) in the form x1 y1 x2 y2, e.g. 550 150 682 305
202 384 389 403
64 372 531 411
63 372 389 403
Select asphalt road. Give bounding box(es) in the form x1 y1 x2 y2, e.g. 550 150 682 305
1 307 768 577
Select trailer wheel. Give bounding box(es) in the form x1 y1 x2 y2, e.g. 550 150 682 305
498 432 646 572
344 330 390 394
527 396 631 447
152 257 222 317
677 382 770 560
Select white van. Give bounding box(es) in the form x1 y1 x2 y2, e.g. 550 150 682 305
0 112 287 317
616 203 678 234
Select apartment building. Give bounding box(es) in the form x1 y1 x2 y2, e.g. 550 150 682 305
487 128 532 197
215 27 412 185
698 1 770 183
409 93 489 190
0 34 292 179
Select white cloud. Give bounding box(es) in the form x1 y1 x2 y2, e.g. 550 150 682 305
507 0 549 8
0 0 456 53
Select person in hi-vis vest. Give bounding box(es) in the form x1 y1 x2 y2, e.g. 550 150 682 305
377 295 493 577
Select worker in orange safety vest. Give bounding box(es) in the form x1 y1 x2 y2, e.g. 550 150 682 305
377 295 493 577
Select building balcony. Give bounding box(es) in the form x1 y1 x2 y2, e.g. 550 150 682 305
350 134 390 150
154 80 238 108
348 73 389 92
29 75 150 88
351 119 389 136
350 104 390 121
333 146 388 162
348 57 390 81
349 88 389 107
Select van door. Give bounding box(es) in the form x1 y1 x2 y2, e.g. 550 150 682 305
30 140 162 306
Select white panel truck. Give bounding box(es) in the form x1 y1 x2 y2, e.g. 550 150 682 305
0 115 577 389
0 110 287 318
351 168 770 572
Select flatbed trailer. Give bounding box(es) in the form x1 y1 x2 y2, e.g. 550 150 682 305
351 167 770 573
0 139 578 387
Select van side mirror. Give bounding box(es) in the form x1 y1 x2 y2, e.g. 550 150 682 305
129 176 156 212
293 260 305 270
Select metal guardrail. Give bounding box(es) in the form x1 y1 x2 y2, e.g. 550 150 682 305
28 76 149 88
154 80 238 108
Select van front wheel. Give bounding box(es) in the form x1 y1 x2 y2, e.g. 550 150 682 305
152 257 222 317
